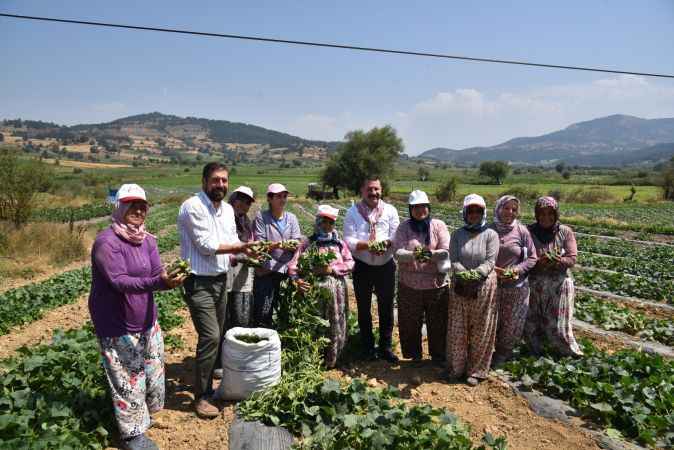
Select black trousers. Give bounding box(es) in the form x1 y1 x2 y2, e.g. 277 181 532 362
352 258 396 351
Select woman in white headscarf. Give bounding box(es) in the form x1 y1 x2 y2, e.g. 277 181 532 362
490 195 537 366
445 194 499 386
287 205 354 368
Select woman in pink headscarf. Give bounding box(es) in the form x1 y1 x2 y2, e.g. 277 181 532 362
89 184 185 450
524 196 583 357
490 195 537 366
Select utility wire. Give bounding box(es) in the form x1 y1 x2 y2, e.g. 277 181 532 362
2 12 674 79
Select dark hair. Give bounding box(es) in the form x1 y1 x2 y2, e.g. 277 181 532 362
361 177 382 188
202 162 229 181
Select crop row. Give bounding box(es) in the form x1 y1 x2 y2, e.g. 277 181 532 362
31 203 113 223
574 269 674 305
0 289 189 449
0 217 181 337
0 268 91 335
575 293 673 347
237 277 507 449
578 252 673 281
576 236 674 264
504 342 674 447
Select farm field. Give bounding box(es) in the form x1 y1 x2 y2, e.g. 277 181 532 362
1 165 673 449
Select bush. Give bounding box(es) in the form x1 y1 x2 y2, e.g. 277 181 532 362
547 189 562 201
564 186 617 203
499 185 541 201
435 177 459 202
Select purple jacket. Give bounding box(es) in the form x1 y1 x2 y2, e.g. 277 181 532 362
88 228 167 338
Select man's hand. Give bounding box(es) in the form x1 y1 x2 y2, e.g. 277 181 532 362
314 265 332 276
161 271 187 288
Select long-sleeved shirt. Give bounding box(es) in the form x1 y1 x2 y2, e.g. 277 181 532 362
449 227 499 278
530 224 577 277
178 191 239 276
392 218 450 290
254 210 303 275
343 201 400 266
491 223 538 286
287 238 355 278
88 228 167 338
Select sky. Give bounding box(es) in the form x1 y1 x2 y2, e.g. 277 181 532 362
2 1 674 155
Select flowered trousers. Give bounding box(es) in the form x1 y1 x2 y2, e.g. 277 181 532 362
398 283 448 361
99 321 165 440
446 272 497 379
493 282 530 364
525 272 583 357
317 276 349 368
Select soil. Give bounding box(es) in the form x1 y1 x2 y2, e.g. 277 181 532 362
102 292 603 450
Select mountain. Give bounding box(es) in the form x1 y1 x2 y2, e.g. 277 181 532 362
1 112 341 163
418 115 674 166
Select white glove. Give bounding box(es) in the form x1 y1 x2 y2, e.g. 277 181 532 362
430 249 449 262
395 249 415 263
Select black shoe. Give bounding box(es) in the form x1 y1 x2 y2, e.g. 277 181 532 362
363 348 379 361
378 349 400 364
122 434 159 450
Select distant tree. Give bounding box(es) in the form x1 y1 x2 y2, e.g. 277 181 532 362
320 125 404 194
0 149 53 227
562 170 571 180
555 162 566 174
479 160 510 185
417 166 430 182
0 133 4 142
435 176 459 202
660 156 674 201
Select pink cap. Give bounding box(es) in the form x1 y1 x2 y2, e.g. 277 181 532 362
316 204 339 221
267 183 289 195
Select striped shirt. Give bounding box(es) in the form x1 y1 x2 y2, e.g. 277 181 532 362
178 191 239 276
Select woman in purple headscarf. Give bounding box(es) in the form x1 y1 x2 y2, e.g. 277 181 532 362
88 184 185 450
490 195 537 366
524 196 583 357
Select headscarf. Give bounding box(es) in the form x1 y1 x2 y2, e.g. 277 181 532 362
493 195 520 235
228 192 254 242
310 216 342 249
356 200 384 241
528 196 560 244
408 204 432 245
111 201 152 245
462 194 488 233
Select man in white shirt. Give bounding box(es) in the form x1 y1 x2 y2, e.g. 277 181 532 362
343 178 400 363
177 162 254 418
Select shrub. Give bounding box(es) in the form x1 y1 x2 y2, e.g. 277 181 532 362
564 186 617 203
499 185 541 201
435 177 459 202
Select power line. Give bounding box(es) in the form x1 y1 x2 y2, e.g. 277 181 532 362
2 12 674 80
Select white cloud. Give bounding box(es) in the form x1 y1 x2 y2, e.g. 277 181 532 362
286 75 674 155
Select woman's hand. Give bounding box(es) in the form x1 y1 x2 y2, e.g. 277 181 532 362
294 278 311 293
162 271 187 288
314 265 333 276
494 266 505 279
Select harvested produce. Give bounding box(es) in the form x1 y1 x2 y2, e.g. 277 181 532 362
368 240 389 253
414 246 433 262
278 239 300 251
502 267 519 280
165 258 191 278
297 245 337 280
455 270 482 281
234 333 269 344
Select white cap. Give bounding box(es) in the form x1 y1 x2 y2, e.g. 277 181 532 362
267 183 289 195
232 186 255 201
408 189 430 206
316 204 339 220
463 193 486 209
116 184 147 203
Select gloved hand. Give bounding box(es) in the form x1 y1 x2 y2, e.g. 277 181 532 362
430 249 449 262
395 249 415 263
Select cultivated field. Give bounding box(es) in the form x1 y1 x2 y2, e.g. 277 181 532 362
0 163 672 449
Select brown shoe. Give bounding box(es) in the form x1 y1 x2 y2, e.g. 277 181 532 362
194 398 219 419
